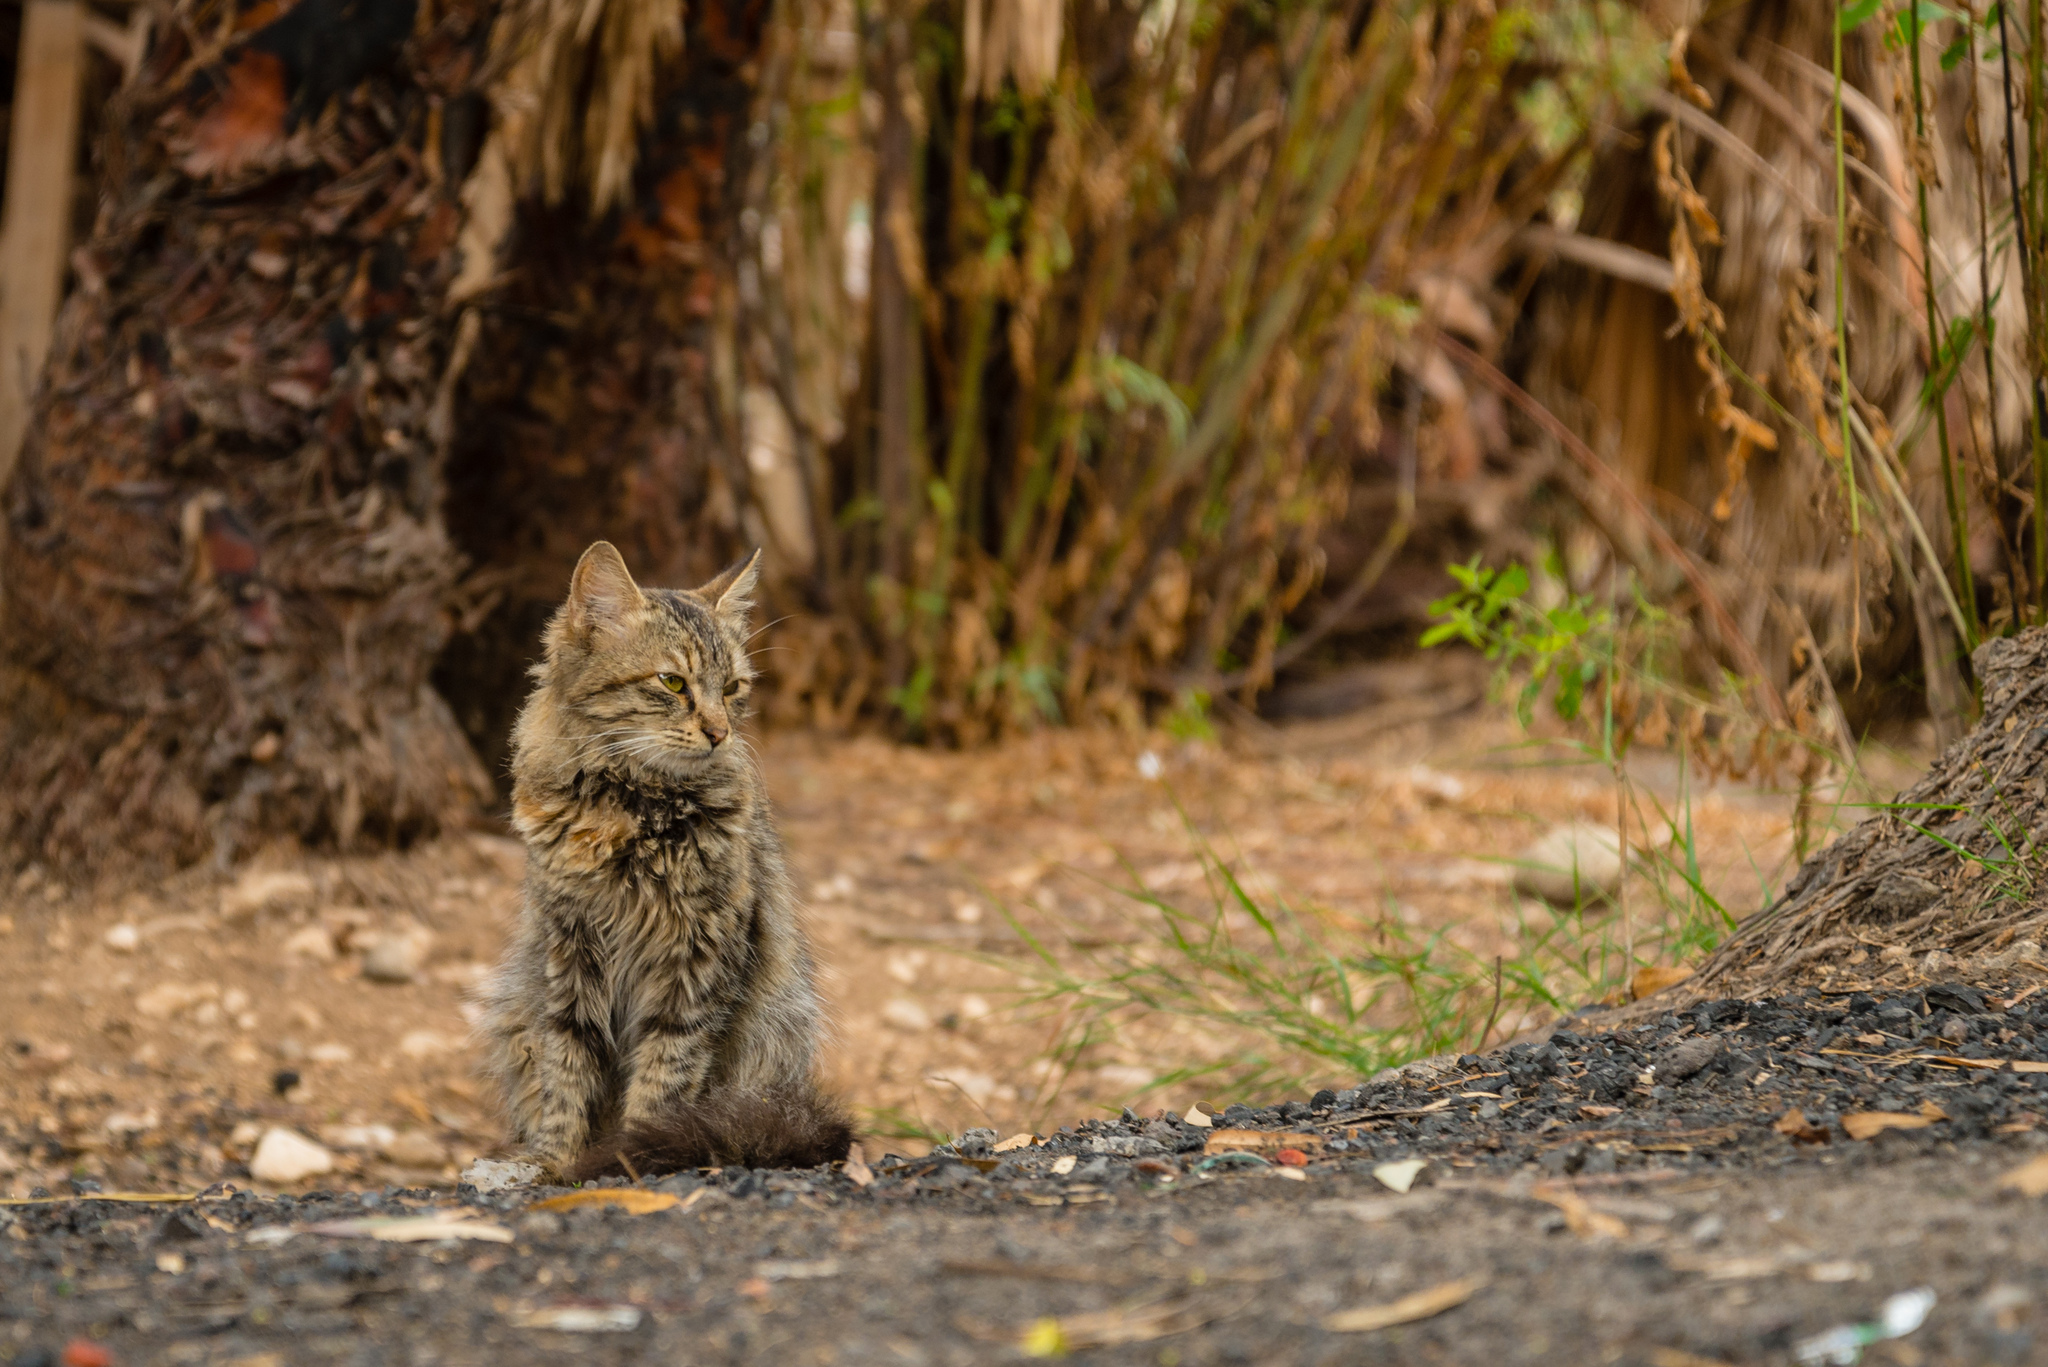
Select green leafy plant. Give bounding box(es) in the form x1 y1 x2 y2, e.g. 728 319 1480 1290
996 808 1744 1117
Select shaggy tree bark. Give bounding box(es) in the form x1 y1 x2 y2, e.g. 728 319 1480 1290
1691 627 2048 995
0 0 768 870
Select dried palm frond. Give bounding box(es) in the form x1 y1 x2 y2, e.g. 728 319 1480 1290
487 0 685 209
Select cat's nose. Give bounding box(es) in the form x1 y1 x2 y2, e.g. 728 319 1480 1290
704 723 729 747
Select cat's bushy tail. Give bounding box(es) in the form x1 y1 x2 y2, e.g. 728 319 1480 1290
568 1084 856 1182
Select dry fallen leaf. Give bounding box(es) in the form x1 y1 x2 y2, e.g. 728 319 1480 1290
1182 1105 1213 1128
1631 964 1695 1000
992 1133 1039 1152
843 1143 874 1188
1322 1276 1486 1332
1774 1109 1831 1144
305 1214 514 1243
1050 1155 1077 1176
528 1189 680 1215
1203 1129 1324 1157
1842 1109 1945 1141
1998 1152 2048 1197
1531 1185 1628 1239
1019 1295 1232 1354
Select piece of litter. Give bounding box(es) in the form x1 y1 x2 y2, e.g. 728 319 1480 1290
1323 1276 1486 1333
528 1190 679 1215
1372 1159 1428 1194
1998 1152 2048 1197
1204 1128 1323 1157
1181 1105 1213 1128
1793 1287 1935 1365
304 1214 514 1243
512 1303 644 1332
843 1146 875 1188
1193 1151 1269 1174
1050 1155 1077 1176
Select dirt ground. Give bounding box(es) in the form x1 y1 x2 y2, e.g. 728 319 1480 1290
8 982 2048 1366
8 676 1933 1196
0 680 1926 1196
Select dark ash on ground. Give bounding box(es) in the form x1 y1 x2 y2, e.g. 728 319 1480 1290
5 982 2048 1365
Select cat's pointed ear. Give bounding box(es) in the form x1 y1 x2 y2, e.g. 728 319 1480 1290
566 541 646 644
698 548 762 628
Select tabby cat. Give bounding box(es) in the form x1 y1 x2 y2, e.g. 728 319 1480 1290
478 541 851 1180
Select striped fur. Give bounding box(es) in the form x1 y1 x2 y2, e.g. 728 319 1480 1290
478 542 849 1178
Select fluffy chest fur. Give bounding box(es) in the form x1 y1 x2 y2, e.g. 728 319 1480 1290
513 765 779 1018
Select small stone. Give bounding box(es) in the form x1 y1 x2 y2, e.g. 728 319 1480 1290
880 998 931 1032
282 925 338 962
1512 821 1623 907
102 924 139 953
1658 1036 1721 1083
222 869 317 919
398 1029 456 1059
461 1158 544 1193
361 926 431 984
272 1069 300 1095
249 1128 335 1184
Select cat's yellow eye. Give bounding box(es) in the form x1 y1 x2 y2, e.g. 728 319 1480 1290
723 680 742 697
659 674 687 695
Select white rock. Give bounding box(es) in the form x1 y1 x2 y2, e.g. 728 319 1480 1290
222 869 317 919
308 1042 353 1064
135 981 218 1019
398 1029 456 1059
102 923 139 953
321 1124 396 1152
1512 820 1624 907
103 1109 158 1137
881 998 931 1032
461 1158 544 1193
282 925 338 962
361 925 431 984
249 1128 334 1184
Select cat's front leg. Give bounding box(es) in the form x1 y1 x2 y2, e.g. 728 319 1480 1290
619 1018 718 1128
512 1017 609 1177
